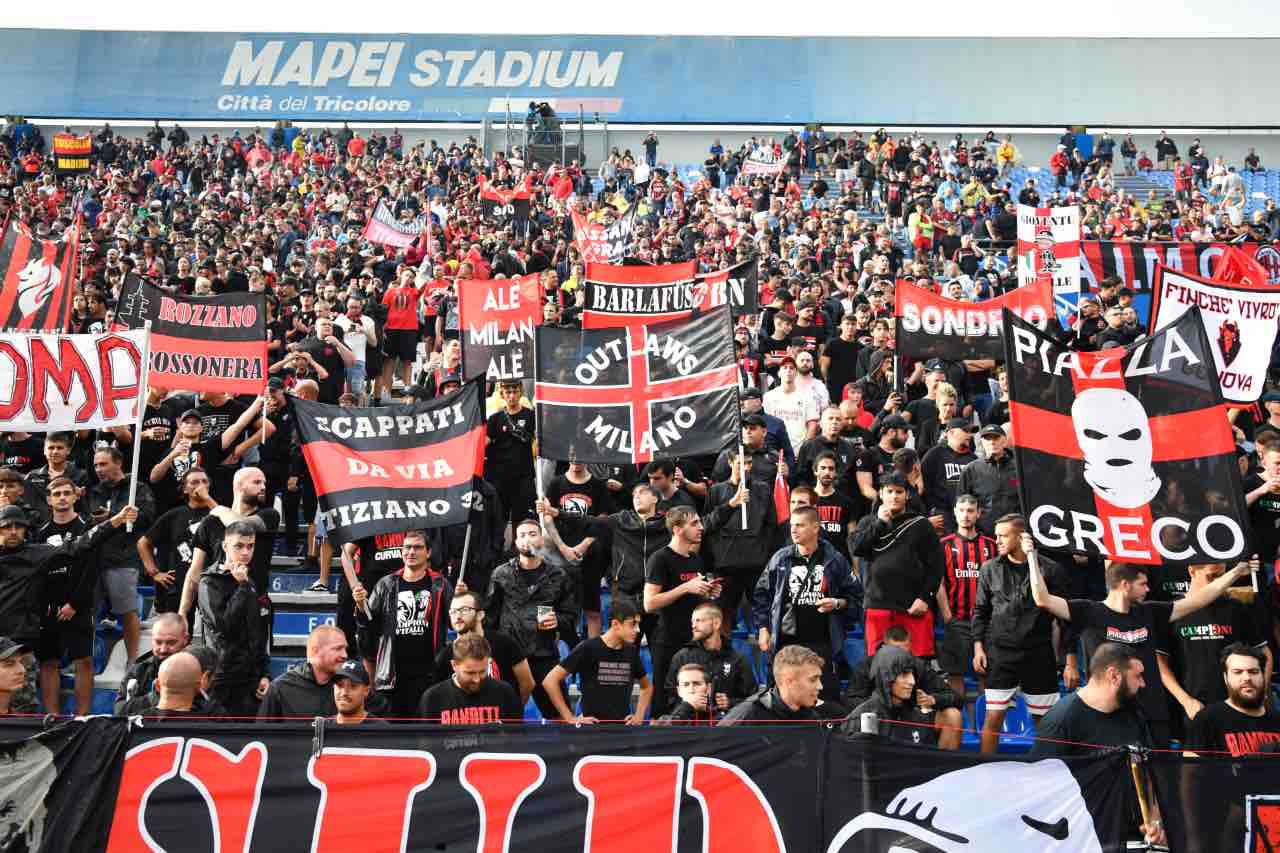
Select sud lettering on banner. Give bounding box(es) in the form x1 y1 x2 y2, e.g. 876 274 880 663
1147 263 1280 403
361 199 427 248
895 278 1053 362
112 278 268 395
1016 204 1080 321
1002 305 1249 566
0 329 145 430
535 306 739 464
458 272 541 381
477 174 533 234
293 380 486 545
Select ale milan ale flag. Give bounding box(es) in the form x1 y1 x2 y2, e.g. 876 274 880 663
293 381 485 545
895 278 1054 362
696 258 759 316
535 307 739 464
113 278 268 395
458 273 541 381
0 218 80 332
1003 306 1249 566
570 205 635 264
1016 204 1080 297
582 260 700 328
0 329 146 431
477 175 532 231
1148 263 1280 403
361 200 427 248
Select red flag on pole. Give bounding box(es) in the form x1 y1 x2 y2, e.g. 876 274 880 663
1213 245 1271 289
773 451 790 523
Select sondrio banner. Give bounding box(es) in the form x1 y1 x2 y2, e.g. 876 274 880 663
1004 306 1248 566
362 199 427 248
0 329 145 431
895 278 1053 362
1148 264 1280 403
458 273 541 381
113 279 268 395
292 381 485 545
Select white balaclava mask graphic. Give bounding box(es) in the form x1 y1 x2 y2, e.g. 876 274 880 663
1071 388 1161 509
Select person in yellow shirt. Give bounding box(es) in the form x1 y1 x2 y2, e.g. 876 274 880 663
996 137 1017 177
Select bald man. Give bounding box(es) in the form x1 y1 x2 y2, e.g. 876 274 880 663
144 652 202 716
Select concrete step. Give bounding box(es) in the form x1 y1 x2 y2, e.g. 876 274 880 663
269 571 338 594
271 592 338 607
273 610 337 648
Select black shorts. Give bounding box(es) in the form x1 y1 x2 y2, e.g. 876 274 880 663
937 619 974 676
37 620 93 662
384 328 419 363
985 644 1059 698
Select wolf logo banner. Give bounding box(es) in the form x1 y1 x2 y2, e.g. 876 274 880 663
535 307 739 464
113 278 269 395
1017 205 1080 298
895 278 1053 362
1003 306 1248 565
1147 263 1280 403
292 381 486 545
361 200 427 248
0 218 80 332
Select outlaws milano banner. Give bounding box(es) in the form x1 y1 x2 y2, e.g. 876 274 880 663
458 272 541 381
477 174 533 232
1147 264 1280 403
293 380 485 544
895 278 1053 362
535 307 738 464
570 205 635 264
0 217 80 332
362 199 427 248
583 260 755 327
112 278 268 395
2 719 1139 853
0 329 147 431
1003 306 1249 565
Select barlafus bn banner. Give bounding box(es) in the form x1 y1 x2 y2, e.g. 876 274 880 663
696 258 759 317
458 273 541 381
0 329 146 431
293 381 485 545
1148 263 1280 403
0 218 81 332
582 260 723 328
571 205 635 265
1004 306 1249 565
535 307 739 464
113 278 268 395
895 278 1053 362
361 200 427 248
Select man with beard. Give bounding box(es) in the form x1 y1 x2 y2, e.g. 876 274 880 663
853 414 909 512
1030 642 1153 756
328 658 388 725
420 633 523 724
665 601 757 712
1184 644 1280 755
431 589 535 705
850 474 943 657
764 357 820 451
179 467 281 624
957 425 1019 535
920 418 978 532
138 468 217 619
338 531 405 671
795 407 860 489
115 613 189 715
812 453 855 561
793 350 829 412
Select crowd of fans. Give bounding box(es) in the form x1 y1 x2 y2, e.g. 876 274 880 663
0 116 1275 788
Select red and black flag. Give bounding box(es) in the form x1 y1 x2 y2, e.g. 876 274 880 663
696 257 759 317
113 277 268 395
52 133 92 175
1081 240 1280 291
895 278 1054 362
535 307 739 464
458 273 542 382
1003 305 1249 566
0 217 80 332
293 381 486 545
478 175 533 232
581 260 699 328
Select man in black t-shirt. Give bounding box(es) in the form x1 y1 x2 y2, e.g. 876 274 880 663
1031 557 1249 747
338 531 405 664
1243 444 1280 563
431 589 534 704
484 380 536 534
297 317 355 403
812 452 854 561
546 461 613 637
544 597 651 724
138 468 216 617
1184 644 1280 756
420 633 522 724
919 418 977 531
1031 643 1153 758
34 477 93 715
644 506 716 717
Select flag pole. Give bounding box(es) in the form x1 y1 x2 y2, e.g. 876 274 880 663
739 442 749 529
455 524 473 589
126 320 153 532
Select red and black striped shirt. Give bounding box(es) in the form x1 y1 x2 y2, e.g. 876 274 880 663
940 532 997 622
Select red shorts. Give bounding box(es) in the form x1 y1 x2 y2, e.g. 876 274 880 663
864 608 935 658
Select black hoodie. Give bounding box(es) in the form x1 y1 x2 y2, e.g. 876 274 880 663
849 511 944 612
843 645 939 746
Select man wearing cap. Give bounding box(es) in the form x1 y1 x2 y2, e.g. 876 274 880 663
958 425 1020 536
920 418 979 531
0 636 32 716
731 389 795 475
329 658 387 725
485 380 536 538
851 472 945 657
764 357 820 451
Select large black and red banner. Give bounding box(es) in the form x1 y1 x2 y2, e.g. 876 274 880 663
0 217 80 332
52 133 92 175
1 718 1162 853
1081 240 1280 291
895 278 1054 362
1003 306 1249 565
697 257 759 317
478 175 533 232
535 307 739 464
458 273 541 381
293 380 486 545
113 278 269 395
582 260 710 329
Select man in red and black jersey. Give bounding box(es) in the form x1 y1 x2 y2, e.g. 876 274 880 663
936 495 997 703
735 326 763 391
